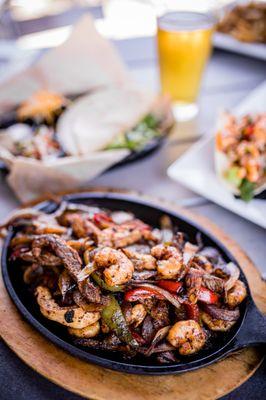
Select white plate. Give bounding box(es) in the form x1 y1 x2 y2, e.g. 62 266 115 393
214 32 266 61
167 82 266 229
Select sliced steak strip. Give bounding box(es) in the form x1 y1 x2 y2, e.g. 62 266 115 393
32 234 82 279
32 234 101 302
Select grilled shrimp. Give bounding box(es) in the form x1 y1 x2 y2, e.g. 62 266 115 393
142 228 161 243
151 244 183 279
99 219 159 248
125 304 147 327
99 225 143 248
35 286 100 329
151 243 180 259
94 247 134 286
68 321 100 338
167 320 206 355
157 258 183 279
68 214 155 248
201 312 236 331
123 247 156 270
71 215 101 239
226 280 247 307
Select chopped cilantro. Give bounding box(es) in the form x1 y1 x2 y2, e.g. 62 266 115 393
141 114 159 129
106 113 160 151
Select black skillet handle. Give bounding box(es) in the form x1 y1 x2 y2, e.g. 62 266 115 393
232 301 266 351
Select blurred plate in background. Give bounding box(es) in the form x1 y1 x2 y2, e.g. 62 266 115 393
168 81 266 228
214 32 266 61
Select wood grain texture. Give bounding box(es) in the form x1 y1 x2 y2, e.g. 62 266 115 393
0 188 265 400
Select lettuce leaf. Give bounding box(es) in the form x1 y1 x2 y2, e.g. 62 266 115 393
225 166 242 188
106 113 160 151
239 179 256 202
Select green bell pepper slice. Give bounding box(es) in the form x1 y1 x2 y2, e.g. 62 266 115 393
101 295 138 348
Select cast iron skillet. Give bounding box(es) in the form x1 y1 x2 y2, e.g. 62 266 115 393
1 192 266 375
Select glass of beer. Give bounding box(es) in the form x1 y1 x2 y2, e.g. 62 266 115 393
157 11 214 121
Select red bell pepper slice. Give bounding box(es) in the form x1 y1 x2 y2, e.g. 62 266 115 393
124 287 165 302
184 303 200 321
93 213 113 228
156 280 183 294
198 287 219 304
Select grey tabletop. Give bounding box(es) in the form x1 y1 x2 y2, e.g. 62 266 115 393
0 22 266 400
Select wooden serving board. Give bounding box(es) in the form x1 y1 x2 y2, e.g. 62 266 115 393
0 189 265 400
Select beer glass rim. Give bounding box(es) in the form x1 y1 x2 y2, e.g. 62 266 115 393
157 11 215 32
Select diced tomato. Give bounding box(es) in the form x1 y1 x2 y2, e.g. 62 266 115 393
156 280 183 294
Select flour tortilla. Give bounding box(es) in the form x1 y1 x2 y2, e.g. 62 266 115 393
4 149 129 203
56 86 155 156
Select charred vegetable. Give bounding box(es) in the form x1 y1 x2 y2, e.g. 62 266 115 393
101 295 138 348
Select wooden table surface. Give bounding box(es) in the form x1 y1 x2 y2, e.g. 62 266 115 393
0 9 265 400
